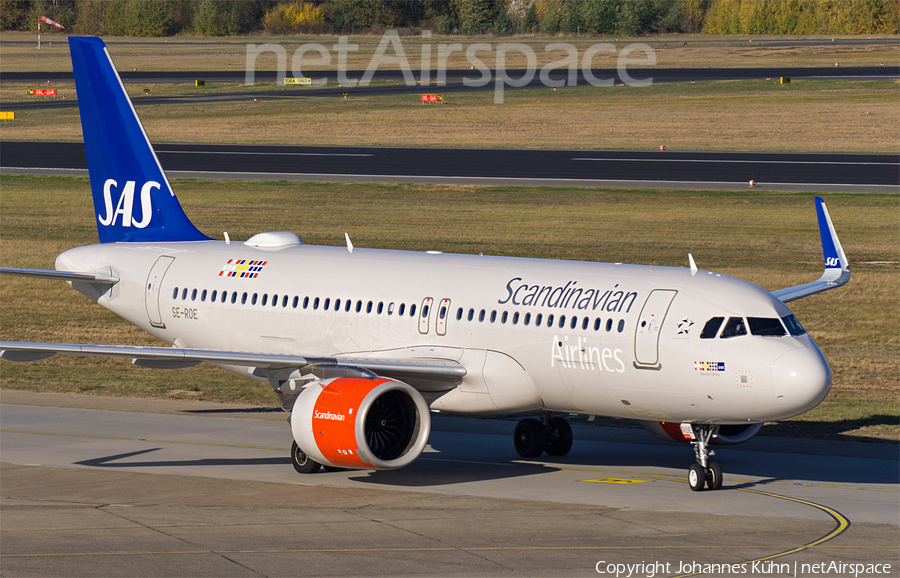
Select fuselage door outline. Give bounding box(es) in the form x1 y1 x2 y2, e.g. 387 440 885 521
418 297 434 335
145 255 175 328
436 298 451 336
633 289 677 368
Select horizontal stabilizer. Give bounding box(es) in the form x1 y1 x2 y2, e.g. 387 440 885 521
771 197 850 303
0 267 119 284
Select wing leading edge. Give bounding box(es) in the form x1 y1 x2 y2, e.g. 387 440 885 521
770 197 850 303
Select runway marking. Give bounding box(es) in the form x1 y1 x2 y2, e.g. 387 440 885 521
581 477 648 484
572 157 900 166
156 150 375 157
671 488 852 578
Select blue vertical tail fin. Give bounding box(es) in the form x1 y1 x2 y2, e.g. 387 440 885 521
69 36 210 243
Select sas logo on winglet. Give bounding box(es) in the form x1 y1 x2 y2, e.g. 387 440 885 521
219 259 267 278
98 179 159 228
694 361 725 372
825 257 841 267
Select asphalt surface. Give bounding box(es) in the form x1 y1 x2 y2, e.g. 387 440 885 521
1 391 897 577
2 141 898 192
2 66 896 110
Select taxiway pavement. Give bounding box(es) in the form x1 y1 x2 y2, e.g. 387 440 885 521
1 391 897 577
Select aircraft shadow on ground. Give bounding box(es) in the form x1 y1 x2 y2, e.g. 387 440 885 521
350 458 557 487
758 415 900 446
75 448 289 469
183 407 283 415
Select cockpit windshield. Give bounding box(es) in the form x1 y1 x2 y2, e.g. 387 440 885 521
782 314 807 336
719 317 747 338
748 317 787 336
700 315 802 339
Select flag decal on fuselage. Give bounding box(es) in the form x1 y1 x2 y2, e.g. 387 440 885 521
219 259 268 278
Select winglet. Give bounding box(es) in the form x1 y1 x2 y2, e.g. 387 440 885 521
69 37 210 243
816 196 849 272
771 197 850 303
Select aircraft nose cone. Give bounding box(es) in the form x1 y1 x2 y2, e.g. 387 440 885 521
771 346 831 417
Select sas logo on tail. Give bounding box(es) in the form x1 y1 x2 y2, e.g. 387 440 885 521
97 179 160 228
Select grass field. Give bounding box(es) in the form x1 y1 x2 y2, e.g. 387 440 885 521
2 78 897 153
1 175 897 442
1 31 897 72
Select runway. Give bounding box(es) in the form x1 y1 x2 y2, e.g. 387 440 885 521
2 141 897 193
1 392 897 577
2 66 896 111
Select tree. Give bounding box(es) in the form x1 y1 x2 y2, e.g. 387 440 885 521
193 0 259 36
1 0 31 30
454 0 495 34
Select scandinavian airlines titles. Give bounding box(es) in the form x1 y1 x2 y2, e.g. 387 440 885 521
499 277 639 313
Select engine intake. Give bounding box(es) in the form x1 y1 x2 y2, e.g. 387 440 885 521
291 377 431 470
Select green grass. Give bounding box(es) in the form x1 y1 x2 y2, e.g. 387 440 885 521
1 175 897 441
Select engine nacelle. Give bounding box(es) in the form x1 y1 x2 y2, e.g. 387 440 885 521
641 421 763 445
291 377 431 470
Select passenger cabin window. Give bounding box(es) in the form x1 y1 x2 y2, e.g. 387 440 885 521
700 317 724 339
748 317 787 337
782 314 807 336
719 317 747 338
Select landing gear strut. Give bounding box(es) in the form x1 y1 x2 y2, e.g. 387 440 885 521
687 424 723 491
514 412 573 458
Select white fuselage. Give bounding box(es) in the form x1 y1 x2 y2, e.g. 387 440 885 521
56 238 831 424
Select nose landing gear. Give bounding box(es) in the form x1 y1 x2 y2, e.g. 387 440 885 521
514 412 573 458
687 424 723 491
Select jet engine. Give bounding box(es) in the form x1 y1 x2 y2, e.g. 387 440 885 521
641 421 763 445
291 377 431 470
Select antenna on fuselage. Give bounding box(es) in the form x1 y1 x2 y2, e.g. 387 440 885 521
688 253 698 276
345 233 354 254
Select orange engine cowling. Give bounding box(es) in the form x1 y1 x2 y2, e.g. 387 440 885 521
291 377 431 470
641 421 763 445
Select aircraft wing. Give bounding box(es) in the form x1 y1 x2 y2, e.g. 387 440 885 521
0 341 466 390
770 197 850 303
0 267 119 284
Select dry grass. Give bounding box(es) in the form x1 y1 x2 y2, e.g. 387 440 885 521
1 31 897 72
2 79 897 153
1 176 897 440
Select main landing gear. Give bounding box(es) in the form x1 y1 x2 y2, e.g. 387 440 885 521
514 412 573 458
687 424 723 491
290 441 346 474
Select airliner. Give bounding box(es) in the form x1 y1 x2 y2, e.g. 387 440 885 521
0 37 850 491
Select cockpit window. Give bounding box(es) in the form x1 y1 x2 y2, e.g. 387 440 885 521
748 317 787 337
782 314 807 336
700 317 724 339
719 317 747 338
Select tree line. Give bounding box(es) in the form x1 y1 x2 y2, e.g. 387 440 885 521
2 0 896 37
